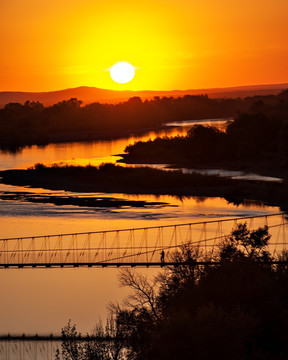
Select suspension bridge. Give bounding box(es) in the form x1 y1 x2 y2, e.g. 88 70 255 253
0 213 287 269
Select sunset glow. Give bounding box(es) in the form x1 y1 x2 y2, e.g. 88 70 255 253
1 0 288 351
1 0 288 91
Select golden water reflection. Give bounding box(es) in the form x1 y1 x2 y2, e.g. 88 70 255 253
0 118 282 336
0 128 189 170
0 119 227 170
0 193 281 335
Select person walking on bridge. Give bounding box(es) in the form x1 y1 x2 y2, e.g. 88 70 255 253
160 250 165 263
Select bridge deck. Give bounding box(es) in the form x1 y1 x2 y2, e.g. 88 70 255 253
0 261 205 269
0 260 287 269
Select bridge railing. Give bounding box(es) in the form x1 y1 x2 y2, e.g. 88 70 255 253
0 213 286 268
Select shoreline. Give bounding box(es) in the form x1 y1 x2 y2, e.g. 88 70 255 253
0 165 287 211
119 157 288 181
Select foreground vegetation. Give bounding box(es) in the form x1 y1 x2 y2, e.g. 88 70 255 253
122 90 288 179
57 223 288 360
0 163 288 211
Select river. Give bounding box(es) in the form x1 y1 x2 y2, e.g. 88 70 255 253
0 118 282 345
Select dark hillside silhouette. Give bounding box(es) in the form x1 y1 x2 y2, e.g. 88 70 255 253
1 83 287 107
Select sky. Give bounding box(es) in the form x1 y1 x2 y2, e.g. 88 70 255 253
1 0 288 92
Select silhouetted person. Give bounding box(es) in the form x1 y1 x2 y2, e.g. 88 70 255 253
160 250 165 263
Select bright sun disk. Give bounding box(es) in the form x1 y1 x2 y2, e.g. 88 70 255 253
110 62 135 84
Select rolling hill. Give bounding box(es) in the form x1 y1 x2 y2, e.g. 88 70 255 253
0 83 288 107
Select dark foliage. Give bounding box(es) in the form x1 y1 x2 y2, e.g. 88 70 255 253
58 223 288 360
57 317 126 360
0 162 231 192
123 90 288 173
1 163 288 210
0 94 254 150
113 224 288 360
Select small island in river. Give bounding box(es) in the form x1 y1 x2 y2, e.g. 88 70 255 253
1 163 287 212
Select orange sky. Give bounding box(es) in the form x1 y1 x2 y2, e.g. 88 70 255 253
1 0 288 92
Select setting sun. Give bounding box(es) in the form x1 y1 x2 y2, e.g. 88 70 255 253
110 62 135 84
1 0 288 91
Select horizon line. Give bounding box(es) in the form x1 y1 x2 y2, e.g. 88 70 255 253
1 82 288 94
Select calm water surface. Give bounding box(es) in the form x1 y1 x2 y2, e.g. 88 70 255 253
0 119 282 339
0 127 190 170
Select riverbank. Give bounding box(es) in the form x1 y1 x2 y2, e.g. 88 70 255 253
0 164 287 211
120 157 288 182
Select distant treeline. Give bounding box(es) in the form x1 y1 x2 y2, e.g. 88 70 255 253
0 93 269 150
123 90 288 176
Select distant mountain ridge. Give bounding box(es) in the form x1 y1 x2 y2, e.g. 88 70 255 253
1 83 288 107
